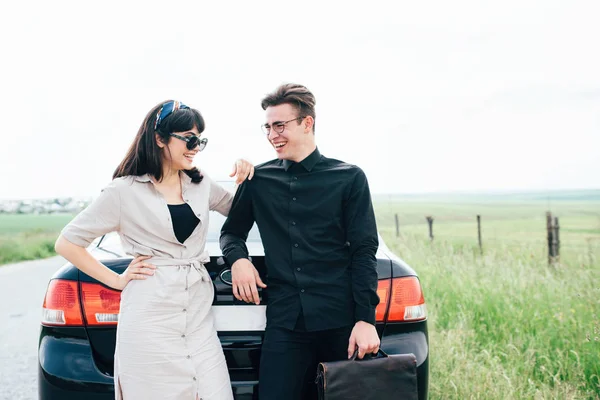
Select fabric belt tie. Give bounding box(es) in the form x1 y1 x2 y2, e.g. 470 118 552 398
148 253 211 286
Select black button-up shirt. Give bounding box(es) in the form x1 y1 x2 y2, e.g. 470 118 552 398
220 148 379 331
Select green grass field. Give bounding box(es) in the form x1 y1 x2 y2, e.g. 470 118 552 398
1 192 599 398
0 213 75 265
375 195 600 399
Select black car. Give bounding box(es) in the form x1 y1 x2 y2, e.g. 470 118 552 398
38 211 429 399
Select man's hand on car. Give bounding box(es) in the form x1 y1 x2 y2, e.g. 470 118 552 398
231 258 267 305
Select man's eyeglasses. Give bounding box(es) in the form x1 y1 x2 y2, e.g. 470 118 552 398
261 116 304 135
169 133 208 151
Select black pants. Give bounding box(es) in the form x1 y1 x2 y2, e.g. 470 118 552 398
258 318 353 400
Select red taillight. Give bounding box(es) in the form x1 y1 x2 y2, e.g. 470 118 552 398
375 279 391 322
375 276 427 323
81 282 121 325
388 276 427 322
42 279 84 326
41 279 122 326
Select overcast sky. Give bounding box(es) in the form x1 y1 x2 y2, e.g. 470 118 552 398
1 0 598 200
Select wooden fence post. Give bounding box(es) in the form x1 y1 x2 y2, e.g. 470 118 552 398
426 216 434 240
554 216 560 262
546 212 556 265
477 215 483 254
395 214 400 237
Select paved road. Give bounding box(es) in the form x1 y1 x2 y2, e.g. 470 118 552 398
0 256 67 400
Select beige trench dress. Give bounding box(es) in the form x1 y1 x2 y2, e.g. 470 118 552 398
60 172 235 400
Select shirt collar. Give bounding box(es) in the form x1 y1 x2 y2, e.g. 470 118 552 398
282 147 321 172
134 174 151 183
133 172 192 187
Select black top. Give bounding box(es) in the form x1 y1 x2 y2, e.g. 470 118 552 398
220 148 379 332
167 203 200 243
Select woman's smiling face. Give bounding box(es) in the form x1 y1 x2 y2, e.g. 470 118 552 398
160 125 202 170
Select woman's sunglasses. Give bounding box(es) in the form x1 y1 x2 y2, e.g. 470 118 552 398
169 133 208 151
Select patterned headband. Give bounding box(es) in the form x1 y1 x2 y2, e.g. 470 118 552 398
154 100 190 130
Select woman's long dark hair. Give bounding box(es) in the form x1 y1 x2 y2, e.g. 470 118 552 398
113 100 205 183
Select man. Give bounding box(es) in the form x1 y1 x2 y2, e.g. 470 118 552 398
220 83 380 400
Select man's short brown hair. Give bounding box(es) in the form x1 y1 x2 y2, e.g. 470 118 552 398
261 83 316 133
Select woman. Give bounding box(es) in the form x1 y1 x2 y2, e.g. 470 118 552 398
55 100 252 400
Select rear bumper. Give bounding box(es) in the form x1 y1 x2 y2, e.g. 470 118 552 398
39 325 429 400
381 323 429 400
38 327 114 400
38 327 260 399
39 370 257 400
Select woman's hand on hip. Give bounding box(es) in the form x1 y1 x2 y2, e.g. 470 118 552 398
113 255 156 290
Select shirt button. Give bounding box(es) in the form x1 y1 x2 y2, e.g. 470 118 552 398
300 289 305 293
292 197 297 201
294 243 299 248
183 309 187 312
187 355 191 359
291 221 296 225
185 287 188 291
181 334 186 338
293 177 298 180
297 268 301 272
193 377 197 381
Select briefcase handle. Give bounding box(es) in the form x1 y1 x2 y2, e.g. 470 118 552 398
349 348 389 361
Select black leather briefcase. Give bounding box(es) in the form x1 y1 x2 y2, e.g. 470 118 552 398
315 350 418 400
